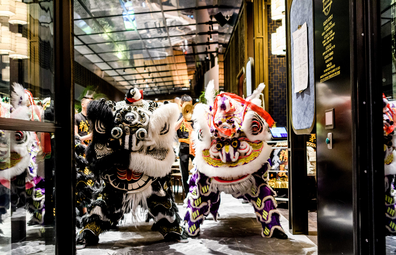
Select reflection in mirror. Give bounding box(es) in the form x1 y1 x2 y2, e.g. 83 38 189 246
0 66 55 253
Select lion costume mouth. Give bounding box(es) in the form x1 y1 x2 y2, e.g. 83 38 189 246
202 140 264 168
213 174 249 183
105 167 154 193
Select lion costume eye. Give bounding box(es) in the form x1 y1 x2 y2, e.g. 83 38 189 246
111 127 123 139
136 128 147 140
251 118 263 135
216 141 223 151
15 131 26 143
231 138 240 149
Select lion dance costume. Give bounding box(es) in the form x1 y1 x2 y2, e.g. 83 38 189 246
0 83 44 229
77 88 184 246
184 82 287 239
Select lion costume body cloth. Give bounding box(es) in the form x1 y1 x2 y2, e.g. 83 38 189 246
77 89 183 245
184 83 287 239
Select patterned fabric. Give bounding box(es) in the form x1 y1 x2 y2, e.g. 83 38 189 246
184 164 283 238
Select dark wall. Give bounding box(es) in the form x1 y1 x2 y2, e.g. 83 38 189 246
268 8 287 128
74 61 124 101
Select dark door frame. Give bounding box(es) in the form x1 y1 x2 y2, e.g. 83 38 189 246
352 0 384 254
54 0 75 254
286 0 384 254
0 0 75 253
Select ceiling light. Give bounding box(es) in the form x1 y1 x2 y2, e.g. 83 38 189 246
210 34 213 41
9 1 27 25
145 84 149 88
0 0 16 17
144 65 147 72
9 33 28 59
1 66 10 82
271 0 285 20
123 68 126 74
271 17 286 56
0 26 14 54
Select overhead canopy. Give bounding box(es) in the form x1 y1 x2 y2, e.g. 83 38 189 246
73 0 243 96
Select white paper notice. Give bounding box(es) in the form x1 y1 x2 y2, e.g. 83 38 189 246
293 22 308 93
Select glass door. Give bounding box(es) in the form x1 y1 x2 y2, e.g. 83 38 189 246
0 0 75 254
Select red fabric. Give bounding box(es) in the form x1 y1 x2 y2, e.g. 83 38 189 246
212 93 275 131
41 132 52 154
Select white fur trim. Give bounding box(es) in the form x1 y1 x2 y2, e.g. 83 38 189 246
191 104 212 149
122 185 153 222
255 209 281 224
261 225 286 238
11 83 28 108
211 174 256 197
129 146 175 178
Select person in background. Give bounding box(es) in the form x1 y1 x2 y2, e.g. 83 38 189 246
75 91 94 145
74 90 95 219
175 94 194 197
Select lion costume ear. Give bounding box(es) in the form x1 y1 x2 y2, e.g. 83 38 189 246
205 80 216 106
246 83 265 107
87 99 114 142
149 103 179 147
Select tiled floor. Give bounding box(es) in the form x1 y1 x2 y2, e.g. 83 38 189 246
77 193 317 255
0 193 318 255
387 236 396 254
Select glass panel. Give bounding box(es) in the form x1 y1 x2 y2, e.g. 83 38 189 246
139 27 169 39
104 70 118 76
164 11 196 26
78 30 140 44
74 45 93 55
382 1 396 254
0 130 55 253
88 40 144 53
83 54 102 63
134 13 165 30
74 37 83 46
74 0 124 17
73 0 90 19
94 62 111 70
112 76 125 81
143 38 170 48
74 19 105 35
0 1 55 123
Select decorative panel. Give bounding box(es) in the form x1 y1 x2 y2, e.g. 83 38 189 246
268 7 287 127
